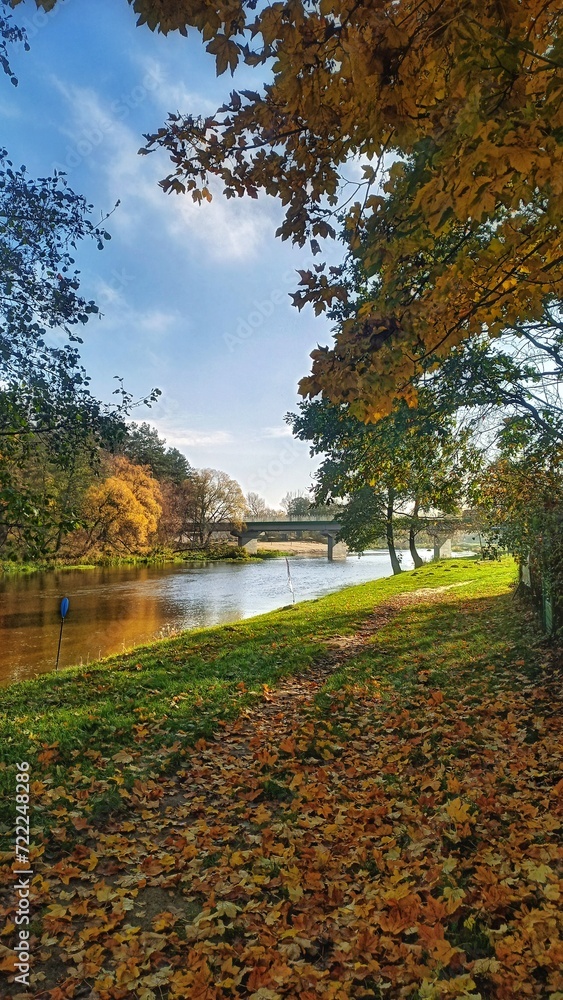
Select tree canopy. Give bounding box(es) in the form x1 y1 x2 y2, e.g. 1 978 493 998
290 391 481 569
0 149 161 554
0 9 162 557
79 455 163 556
121 422 190 484
182 468 246 546
36 0 560 419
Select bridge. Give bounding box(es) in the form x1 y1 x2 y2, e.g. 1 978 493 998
184 516 461 562
216 520 347 561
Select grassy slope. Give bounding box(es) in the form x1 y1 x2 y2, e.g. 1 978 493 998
0 557 541 830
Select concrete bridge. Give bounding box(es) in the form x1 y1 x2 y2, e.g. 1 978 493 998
233 520 455 561
187 518 457 562
210 520 348 560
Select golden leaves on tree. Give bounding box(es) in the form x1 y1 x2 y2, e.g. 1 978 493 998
116 0 563 417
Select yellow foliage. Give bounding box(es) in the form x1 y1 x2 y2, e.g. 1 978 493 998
80 455 162 555
92 0 563 417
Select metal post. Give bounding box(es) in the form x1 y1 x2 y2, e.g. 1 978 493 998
55 598 70 670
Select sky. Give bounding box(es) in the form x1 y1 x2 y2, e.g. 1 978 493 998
2 0 338 506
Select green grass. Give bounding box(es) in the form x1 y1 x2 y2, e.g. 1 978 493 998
0 560 99 575
0 554 184 575
0 545 286 577
0 557 539 835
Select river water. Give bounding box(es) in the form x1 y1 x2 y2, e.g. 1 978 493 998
0 549 444 686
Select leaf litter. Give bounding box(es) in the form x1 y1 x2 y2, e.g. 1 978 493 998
1 580 561 1000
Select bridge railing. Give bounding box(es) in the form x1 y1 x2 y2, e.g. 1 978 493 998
245 515 339 523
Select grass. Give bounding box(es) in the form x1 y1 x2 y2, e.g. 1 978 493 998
0 560 98 575
0 545 287 577
0 556 543 840
2 554 560 999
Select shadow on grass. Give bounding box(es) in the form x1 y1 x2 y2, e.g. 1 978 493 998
0 560 527 788
319 586 544 708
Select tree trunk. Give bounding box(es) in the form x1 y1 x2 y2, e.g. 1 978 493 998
386 490 402 575
409 499 424 568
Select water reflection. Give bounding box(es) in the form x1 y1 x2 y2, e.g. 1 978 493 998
0 549 449 685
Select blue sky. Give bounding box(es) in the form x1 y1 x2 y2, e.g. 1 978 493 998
3 0 336 505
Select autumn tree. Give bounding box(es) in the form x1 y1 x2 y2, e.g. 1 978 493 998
181 468 246 547
72 455 162 557
37 0 559 419
155 479 186 548
118 423 193 549
0 11 160 557
478 416 563 624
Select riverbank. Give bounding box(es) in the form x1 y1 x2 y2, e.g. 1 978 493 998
0 549 430 685
256 540 331 555
0 545 288 577
1 557 561 998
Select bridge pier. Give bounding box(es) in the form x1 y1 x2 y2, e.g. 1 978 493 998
237 531 260 554
326 533 348 561
433 536 452 560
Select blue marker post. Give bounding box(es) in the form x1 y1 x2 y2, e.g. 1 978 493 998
55 598 70 670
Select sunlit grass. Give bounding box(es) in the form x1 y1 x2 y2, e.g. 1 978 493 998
0 557 535 830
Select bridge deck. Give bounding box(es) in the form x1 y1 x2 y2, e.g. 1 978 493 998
193 520 343 534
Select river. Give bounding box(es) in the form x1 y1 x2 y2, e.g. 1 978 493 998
0 549 450 686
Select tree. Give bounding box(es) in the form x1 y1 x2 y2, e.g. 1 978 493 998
121 422 190 483
181 468 246 547
245 492 267 518
0 433 98 559
0 153 162 555
66 0 562 419
280 491 311 518
156 478 187 548
424 332 563 447
477 420 563 628
245 491 276 519
0 11 159 558
72 455 162 556
0 0 28 86
289 391 480 572
0 151 161 555
336 486 390 561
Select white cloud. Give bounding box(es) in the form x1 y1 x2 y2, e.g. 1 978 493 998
262 426 293 438
51 77 275 263
138 310 178 337
167 181 274 262
137 56 217 117
164 428 234 448
91 289 180 347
